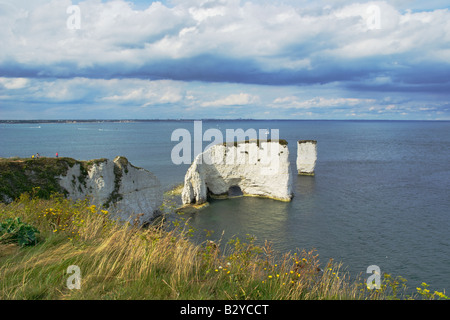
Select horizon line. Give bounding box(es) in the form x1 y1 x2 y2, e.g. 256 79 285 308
1 119 449 123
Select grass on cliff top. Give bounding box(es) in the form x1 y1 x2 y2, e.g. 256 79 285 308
0 191 448 300
223 139 288 147
0 157 107 202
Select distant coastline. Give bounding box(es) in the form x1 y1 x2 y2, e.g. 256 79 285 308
1 119 449 124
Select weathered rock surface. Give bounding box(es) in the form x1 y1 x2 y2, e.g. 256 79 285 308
0 156 163 225
59 156 163 224
181 140 293 206
297 140 317 175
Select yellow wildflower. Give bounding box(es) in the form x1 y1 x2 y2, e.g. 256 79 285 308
434 291 448 299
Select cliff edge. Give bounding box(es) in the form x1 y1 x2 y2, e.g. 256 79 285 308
0 156 163 224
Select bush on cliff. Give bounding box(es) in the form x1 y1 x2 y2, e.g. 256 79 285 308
0 217 40 247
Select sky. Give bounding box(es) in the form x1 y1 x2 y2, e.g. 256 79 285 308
0 0 449 120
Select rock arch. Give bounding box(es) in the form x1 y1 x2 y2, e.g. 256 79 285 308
181 140 293 206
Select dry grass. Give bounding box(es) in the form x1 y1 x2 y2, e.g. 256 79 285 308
0 192 447 300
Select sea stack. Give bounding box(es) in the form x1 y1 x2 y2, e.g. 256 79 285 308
297 140 317 175
181 140 293 207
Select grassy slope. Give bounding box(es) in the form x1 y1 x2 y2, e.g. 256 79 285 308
1 192 446 300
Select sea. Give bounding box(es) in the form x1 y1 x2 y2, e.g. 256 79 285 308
1 120 449 293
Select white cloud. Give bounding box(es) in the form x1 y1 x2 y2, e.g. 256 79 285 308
200 93 260 107
102 80 186 105
0 0 449 76
0 77 29 89
0 0 449 120
330 4 450 59
0 75 448 120
104 88 151 102
189 3 227 22
272 96 376 109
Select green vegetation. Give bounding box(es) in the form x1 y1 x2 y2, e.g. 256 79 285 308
103 159 124 209
0 190 448 300
0 157 107 203
0 217 40 247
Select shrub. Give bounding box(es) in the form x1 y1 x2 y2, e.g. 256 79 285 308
0 217 40 247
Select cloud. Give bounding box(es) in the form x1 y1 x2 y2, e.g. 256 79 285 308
200 93 260 107
0 0 448 89
0 77 29 89
272 96 376 109
0 0 449 119
0 76 448 120
101 80 186 107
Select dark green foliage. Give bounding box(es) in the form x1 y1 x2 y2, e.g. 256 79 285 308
0 157 107 204
0 217 40 246
0 158 72 201
103 160 125 208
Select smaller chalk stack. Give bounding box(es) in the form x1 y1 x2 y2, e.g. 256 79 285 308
297 140 317 176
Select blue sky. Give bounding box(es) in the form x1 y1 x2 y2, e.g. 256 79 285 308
0 0 449 120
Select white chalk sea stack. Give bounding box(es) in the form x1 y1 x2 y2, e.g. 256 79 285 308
297 140 317 175
58 156 163 224
181 140 293 206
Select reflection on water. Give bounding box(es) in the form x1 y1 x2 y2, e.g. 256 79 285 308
295 175 316 196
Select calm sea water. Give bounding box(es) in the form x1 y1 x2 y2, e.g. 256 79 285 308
1 120 449 292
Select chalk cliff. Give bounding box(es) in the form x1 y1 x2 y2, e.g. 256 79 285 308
59 156 163 224
0 156 163 224
297 140 317 175
181 140 293 206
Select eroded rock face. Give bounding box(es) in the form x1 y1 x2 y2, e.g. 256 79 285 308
297 140 317 175
181 141 293 205
59 156 163 224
